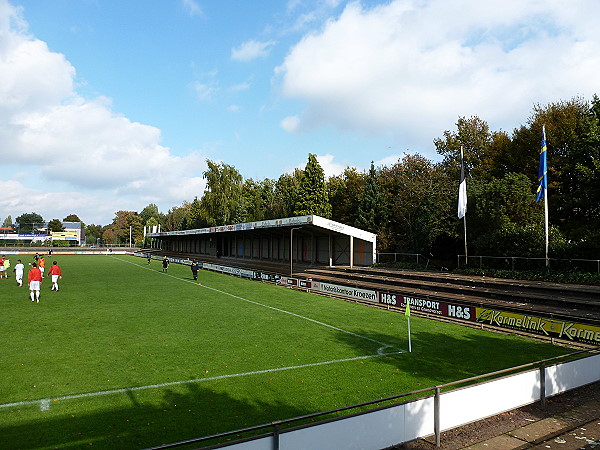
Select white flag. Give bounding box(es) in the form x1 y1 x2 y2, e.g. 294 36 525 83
458 147 467 219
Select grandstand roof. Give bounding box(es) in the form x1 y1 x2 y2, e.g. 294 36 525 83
148 215 376 244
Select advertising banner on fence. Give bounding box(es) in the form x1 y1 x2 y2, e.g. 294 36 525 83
476 308 600 346
203 263 255 279
316 282 378 303
378 294 476 322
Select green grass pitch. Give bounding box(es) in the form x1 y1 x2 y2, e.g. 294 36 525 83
0 255 569 448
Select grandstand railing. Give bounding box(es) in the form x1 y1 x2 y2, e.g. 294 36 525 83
458 255 600 274
376 252 430 267
146 347 600 450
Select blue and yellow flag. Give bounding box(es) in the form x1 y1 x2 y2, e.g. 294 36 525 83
536 125 547 202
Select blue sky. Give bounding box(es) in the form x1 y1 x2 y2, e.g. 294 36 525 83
1 0 599 225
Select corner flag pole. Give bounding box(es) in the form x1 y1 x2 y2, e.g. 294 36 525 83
405 300 412 353
536 125 549 267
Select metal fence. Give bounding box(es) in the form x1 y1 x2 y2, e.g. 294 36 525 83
458 255 600 274
376 252 430 268
146 348 599 450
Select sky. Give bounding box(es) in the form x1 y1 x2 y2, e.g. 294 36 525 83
1 0 599 226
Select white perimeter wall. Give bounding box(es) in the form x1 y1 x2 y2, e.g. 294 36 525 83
222 353 600 450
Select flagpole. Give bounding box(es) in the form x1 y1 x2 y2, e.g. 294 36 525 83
537 125 549 268
407 315 412 353
544 187 549 267
463 206 468 263
458 146 468 265
405 299 412 352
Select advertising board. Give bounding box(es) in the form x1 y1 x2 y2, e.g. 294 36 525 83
378 293 476 321
476 308 600 346
317 282 378 303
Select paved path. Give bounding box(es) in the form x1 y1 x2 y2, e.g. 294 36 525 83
467 396 600 449
400 382 600 450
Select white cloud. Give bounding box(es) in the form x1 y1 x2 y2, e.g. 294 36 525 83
276 0 600 156
374 154 403 168
230 81 251 92
181 0 202 17
288 153 345 178
190 80 218 101
280 115 300 132
231 40 276 62
315 153 345 177
0 2 207 225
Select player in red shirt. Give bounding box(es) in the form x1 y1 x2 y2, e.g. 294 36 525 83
48 261 62 291
28 263 43 302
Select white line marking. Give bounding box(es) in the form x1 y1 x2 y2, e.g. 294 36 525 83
0 351 402 411
116 256 403 352
0 256 404 413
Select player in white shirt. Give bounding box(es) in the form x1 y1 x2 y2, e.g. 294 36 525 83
14 259 25 287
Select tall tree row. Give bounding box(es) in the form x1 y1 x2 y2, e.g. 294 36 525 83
7 95 595 258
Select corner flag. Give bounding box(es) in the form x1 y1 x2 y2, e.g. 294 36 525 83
405 299 411 317
536 125 548 202
458 147 467 219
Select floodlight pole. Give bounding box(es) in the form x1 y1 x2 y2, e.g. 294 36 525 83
290 227 302 278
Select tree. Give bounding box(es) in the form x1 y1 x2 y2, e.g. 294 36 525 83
355 162 385 233
111 211 143 245
186 197 203 229
467 173 559 257
85 224 105 245
524 98 600 240
200 160 244 226
2 216 13 228
259 178 277 220
241 178 276 222
379 154 454 255
140 204 160 224
294 154 332 218
165 202 190 231
327 168 365 225
63 214 82 222
273 170 302 218
15 212 44 234
47 219 64 232
102 228 116 245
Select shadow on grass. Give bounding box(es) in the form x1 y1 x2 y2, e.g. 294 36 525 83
0 382 311 449
332 322 568 385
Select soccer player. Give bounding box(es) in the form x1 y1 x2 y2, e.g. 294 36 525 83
48 261 62 291
0 255 6 278
39 256 46 278
28 263 43 302
14 259 25 287
190 261 199 280
162 256 169 272
2 257 9 278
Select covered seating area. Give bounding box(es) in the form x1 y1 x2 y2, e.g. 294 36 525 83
147 215 376 269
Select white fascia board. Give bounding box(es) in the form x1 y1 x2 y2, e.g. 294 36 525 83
310 216 377 244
